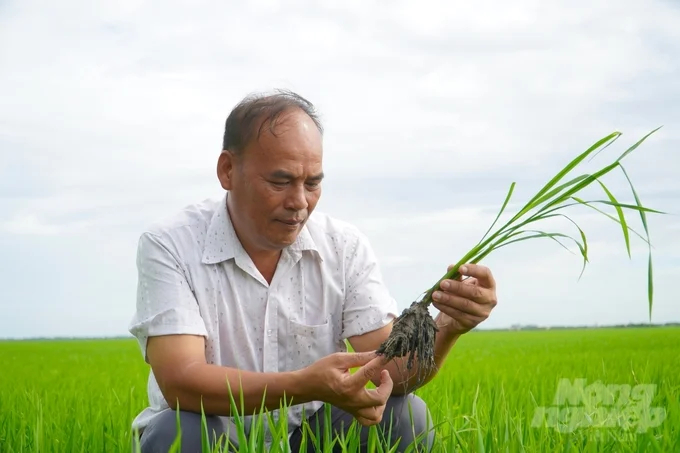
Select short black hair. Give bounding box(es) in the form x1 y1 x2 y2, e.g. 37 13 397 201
222 89 323 155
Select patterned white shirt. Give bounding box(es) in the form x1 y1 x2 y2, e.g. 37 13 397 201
128 192 399 440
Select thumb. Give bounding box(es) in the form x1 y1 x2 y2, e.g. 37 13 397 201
373 369 393 398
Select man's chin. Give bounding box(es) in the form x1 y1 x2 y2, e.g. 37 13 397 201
266 231 300 249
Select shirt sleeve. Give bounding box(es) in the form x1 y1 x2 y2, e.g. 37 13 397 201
128 231 208 363
341 228 399 339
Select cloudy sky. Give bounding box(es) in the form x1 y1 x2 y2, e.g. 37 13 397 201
1 0 678 339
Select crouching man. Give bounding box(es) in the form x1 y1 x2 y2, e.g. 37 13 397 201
128 90 498 452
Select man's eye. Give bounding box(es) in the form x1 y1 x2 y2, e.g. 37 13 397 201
271 181 288 186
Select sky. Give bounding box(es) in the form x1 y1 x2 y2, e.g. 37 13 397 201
1 0 679 339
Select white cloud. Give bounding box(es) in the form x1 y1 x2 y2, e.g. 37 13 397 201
0 0 679 338
2 213 63 236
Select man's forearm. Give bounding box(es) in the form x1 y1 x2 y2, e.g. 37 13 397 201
163 362 310 416
384 313 461 394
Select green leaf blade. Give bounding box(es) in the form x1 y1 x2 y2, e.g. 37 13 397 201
478 182 516 245
619 164 655 321
616 126 663 163
596 179 631 258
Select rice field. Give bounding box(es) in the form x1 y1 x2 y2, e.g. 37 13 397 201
1 326 678 452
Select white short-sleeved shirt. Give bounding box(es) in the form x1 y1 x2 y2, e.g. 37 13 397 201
128 192 399 441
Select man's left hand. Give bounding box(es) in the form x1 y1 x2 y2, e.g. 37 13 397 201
431 263 498 336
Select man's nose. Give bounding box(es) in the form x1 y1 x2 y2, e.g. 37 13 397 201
285 184 308 211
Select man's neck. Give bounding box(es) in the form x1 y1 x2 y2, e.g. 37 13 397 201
246 248 282 284
226 198 282 284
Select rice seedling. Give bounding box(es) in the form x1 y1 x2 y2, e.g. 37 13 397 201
377 128 666 384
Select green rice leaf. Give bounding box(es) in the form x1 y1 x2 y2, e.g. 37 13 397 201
619 164 655 320
577 200 665 214
494 230 583 257
596 179 631 258
616 126 663 163
587 130 622 162
570 197 652 246
648 254 654 321
478 182 516 244
538 212 590 279
535 162 621 214
532 174 591 206
509 132 621 223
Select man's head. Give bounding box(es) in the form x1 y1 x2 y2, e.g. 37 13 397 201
217 90 324 256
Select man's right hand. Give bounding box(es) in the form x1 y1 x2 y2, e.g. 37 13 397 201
297 351 393 426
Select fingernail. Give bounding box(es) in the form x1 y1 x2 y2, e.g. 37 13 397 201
460 265 468 274
440 280 450 290
433 291 442 300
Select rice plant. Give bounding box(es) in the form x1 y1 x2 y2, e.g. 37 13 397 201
378 128 666 383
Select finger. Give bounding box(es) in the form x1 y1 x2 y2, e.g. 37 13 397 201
362 369 393 405
446 264 465 281
433 303 485 328
375 369 393 399
432 291 486 317
458 264 496 288
335 351 379 369
352 369 393 409
355 414 377 427
435 279 487 304
463 277 479 286
356 404 386 426
346 355 390 388
356 406 380 423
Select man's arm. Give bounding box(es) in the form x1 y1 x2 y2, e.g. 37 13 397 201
348 263 498 394
147 334 303 415
146 333 395 425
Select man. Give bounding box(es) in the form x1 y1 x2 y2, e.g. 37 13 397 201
128 90 498 452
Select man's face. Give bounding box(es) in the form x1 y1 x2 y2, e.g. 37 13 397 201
218 108 324 254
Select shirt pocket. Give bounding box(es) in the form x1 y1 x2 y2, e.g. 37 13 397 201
287 319 334 370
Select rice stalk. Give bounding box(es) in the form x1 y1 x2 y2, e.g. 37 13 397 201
377 128 666 385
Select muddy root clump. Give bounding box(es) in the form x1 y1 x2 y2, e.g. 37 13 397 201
376 301 439 384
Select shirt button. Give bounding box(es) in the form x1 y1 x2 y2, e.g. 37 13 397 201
267 329 273 336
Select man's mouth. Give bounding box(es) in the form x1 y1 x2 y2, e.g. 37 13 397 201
277 219 303 226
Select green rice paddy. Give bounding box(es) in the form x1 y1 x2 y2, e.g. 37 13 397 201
1 327 678 452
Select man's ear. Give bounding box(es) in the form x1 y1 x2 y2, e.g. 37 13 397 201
217 150 236 190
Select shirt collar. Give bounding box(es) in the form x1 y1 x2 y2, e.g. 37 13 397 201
201 192 321 265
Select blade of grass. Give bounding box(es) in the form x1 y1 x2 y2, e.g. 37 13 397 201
492 231 583 256
587 130 623 162
619 164 655 320
509 132 621 222
500 212 590 279
578 200 664 214
200 399 210 453
616 126 663 163
478 182 516 244
596 179 631 258
168 401 182 453
532 174 591 207
570 197 652 245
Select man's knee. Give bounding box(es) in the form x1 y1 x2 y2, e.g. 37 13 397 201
138 410 234 453
385 394 435 451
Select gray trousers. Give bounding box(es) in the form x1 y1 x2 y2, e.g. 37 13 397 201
135 394 435 452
